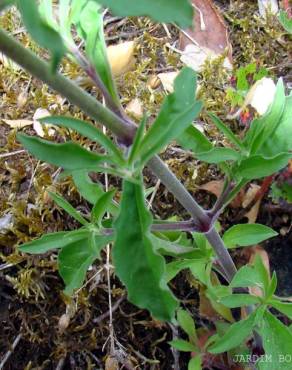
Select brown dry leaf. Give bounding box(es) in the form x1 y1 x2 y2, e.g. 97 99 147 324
179 0 232 71
33 108 52 137
105 356 119 370
58 313 70 334
107 41 136 77
249 246 270 297
17 92 28 109
199 180 225 198
242 184 261 223
147 74 161 89
157 71 179 93
125 98 143 120
2 119 33 129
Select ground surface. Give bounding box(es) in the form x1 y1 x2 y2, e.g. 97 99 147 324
0 1 291 369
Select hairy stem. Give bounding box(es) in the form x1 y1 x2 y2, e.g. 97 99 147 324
0 28 237 281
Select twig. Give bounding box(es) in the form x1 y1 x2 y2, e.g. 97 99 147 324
0 334 22 370
55 357 66 370
169 323 180 370
93 294 126 324
0 149 26 159
147 179 161 210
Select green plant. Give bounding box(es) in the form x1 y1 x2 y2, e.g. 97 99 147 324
0 0 291 368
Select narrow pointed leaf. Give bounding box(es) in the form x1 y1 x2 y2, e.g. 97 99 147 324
96 0 194 28
220 294 261 308
169 339 197 352
71 170 105 205
188 356 202 370
258 311 292 370
77 1 119 102
113 179 178 321
196 147 241 163
245 79 286 154
178 125 213 154
269 300 292 320
91 189 115 225
40 116 124 163
59 234 112 295
19 228 89 254
139 68 202 163
208 113 245 151
128 115 147 165
17 133 111 171
17 0 66 70
235 153 292 180
260 95 292 158
49 192 89 226
208 311 257 354
177 309 197 342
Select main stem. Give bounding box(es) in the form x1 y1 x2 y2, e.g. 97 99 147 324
0 28 237 281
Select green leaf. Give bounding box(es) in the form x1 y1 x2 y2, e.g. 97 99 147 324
151 236 195 257
166 259 207 282
258 311 292 370
91 189 115 225
139 68 202 164
188 356 202 370
128 115 147 166
17 0 66 71
269 300 292 320
71 170 105 205
49 192 89 226
177 309 197 343
208 311 257 354
38 0 56 29
279 10 292 34
235 153 292 180
223 224 278 249
77 1 119 102
169 339 197 352
254 254 270 297
245 79 286 155
196 147 241 164
113 179 178 321
96 0 194 28
266 272 277 300
19 228 89 254
59 234 111 294
40 116 124 164
178 125 213 154
260 95 292 158
230 265 264 290
220 294 261 308
17 133 111 171
208 113 245 151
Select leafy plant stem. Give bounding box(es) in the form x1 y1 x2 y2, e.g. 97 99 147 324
148 156 237 281
0 28 237 282
208 179 235 220
0 28 136 146
68 43 124 118
223 179 249 208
